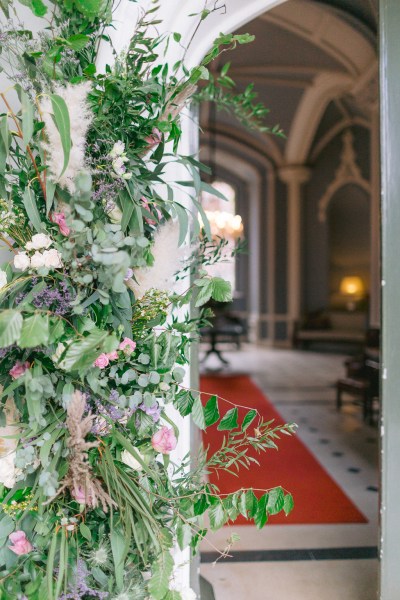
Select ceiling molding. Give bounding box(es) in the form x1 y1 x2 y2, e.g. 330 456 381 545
310 117 370 163
260 0 376 76
318 130 371 222
285 71 353 164
201 122 284 167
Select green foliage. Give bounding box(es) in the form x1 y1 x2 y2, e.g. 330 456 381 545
0 2 294 598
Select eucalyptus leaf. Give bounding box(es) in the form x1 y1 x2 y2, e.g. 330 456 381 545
23 186 43 233
49 94 71 177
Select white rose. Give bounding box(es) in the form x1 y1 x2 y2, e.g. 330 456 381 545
0 451 17 488
109 140 125 158
42 249 63 269
0 270 7 290
30 251 46 269
27 233 52 250
121 448 144 472
0 423 19 489
13 252 30 271
106 202 123 223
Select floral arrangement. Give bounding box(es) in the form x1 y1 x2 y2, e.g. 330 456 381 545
0 2 295 599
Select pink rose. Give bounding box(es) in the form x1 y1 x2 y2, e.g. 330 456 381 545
94 353 109 369
145 127 162 149
141 197 162 225
151 426 177 454
8 531 33 556
51 212 70 237
9 361 29 380
119 337 136 356
72 486 86 504
107 350 118 361
72 485 94 507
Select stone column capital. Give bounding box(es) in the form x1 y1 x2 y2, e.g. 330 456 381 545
278 165 312 185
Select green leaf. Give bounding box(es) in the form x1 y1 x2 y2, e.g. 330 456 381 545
59 329 108 372
66 34 90 51
254 493 268 529
194 279 213 307
73 0 110 20
18 0 47 16
283 493 294 516
0 0 11 17
176 521 191 550
175 391 194 417
0 310 23 347
45 179 57 216
208 500 226 530
200 181 228 201
204 395 219 427
148 550 174 600
0 115 10 175
192 394 206 430
21 90 34 146
242 409 257 431
110 528 127 591
79 522 92 541
19 314 49 348
217 407 238 431
164 591 183 600
173 32 182 43
23 186 43 233
266 487 285 515
211 277 232 303
49 94 71 176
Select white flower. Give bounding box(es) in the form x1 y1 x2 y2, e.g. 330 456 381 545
121 448 144 472
106 201 123 224
0 270 7 290
13 252 30 271
42 249 63 269
30 251 46 269
109 140 125 158
26 233 52 250
122 172 132 180
0 449 17 488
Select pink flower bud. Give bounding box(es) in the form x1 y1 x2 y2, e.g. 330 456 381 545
118 337 136 356
9 361 30 380
8 531 33 555
51 212 70 237
93 353 110 369
151 426 177 454
107 350 119 361
145 127 162 149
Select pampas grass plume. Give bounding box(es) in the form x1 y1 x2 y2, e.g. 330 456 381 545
41 81 92 193
129 220 182 298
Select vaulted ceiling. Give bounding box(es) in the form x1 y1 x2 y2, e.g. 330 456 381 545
200 0 378 169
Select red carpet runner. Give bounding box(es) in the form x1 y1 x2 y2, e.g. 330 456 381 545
200 374 367 525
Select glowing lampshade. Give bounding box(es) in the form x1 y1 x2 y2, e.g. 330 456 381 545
339 276 364 297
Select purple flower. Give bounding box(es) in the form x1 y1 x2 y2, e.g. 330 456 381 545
139 402 161 423
58 559 108 599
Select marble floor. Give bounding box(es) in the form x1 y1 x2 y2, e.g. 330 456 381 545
199 344 380 600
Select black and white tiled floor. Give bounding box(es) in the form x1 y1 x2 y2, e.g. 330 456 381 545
200 345 379 600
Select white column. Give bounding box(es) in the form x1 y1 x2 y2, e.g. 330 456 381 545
279 165 311 341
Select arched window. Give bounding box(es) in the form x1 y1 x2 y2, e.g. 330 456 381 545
201 180 242 292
